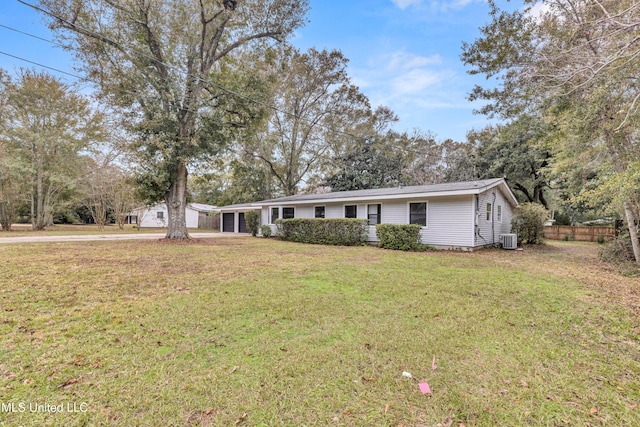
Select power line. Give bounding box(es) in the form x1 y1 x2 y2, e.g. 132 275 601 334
13 1 368 142
0 23 59 45
0 50 82 79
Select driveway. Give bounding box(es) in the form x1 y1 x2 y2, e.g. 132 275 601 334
0 232 241 244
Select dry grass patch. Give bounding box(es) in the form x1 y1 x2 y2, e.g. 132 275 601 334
0 238 638 426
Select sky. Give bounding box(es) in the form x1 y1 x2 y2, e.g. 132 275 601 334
0 0 504 142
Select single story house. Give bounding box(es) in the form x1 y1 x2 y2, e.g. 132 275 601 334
217 178 519 250
125 202 218 228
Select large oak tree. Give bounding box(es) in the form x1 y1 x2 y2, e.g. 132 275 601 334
242 47 371 195
462 0 640 262
37 0 309 238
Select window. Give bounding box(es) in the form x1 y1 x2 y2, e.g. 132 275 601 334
409 202 427 226
497 205 503 223
271 207 279 224
367 204 381 225
314 206 325 218
157 211 164 220
486 203 492 221
344 205 357 219
282 207 295 219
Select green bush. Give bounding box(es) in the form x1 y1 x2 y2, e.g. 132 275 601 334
375 223 428 251
260 225 272 238
244 210 260 237
511 203 548 244
275 218 368 246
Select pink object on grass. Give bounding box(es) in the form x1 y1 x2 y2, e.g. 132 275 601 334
419 382 431 394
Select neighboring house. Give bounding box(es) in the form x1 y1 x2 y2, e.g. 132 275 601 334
126 203 218 228
217 178 519 250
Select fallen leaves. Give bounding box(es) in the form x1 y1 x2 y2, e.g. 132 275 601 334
59 377 80 389
234 412 247 425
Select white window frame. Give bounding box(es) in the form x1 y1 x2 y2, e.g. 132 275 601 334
407 201 428 227
344 204 358 219
486 203 492 221
282 207 295 219
367 204 381 225
270 207 280 224
497 205 503 223
314 205 326 218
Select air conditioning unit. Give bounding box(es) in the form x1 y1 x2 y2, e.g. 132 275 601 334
499 234 518 250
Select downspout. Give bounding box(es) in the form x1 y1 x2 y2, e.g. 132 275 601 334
491 191 496 245
475 194 488 246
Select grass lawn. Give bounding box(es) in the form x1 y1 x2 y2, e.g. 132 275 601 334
2 224 163 235
1 224 218 236
0 238 638 426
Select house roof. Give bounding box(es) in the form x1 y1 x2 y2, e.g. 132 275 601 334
129 202 218 214
188 203 219 212
218 178 519 210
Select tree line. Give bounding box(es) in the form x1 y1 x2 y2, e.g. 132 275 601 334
1 0 637 263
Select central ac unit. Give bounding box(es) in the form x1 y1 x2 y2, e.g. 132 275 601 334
499 233 518 250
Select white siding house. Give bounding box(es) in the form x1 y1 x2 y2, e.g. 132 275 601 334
126 203 218 228
217 179 519 250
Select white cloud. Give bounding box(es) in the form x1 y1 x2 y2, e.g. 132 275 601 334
391 0 423 10
351 50 456 108
347 48 479 138
387 51 442 70
428 0 480 13
392 69 445 95
525 1 553 22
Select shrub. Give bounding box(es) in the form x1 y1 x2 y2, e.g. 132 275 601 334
376 223 428 251
244 210 260 237
260 225 272 238
511 203 548 244
599 232 636 263
275 218 368 246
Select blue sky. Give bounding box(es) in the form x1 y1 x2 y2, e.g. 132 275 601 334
0 0 502 142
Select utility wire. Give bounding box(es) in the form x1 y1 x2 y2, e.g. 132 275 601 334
0 50 82 79
16 0 368 142
0 23 59 45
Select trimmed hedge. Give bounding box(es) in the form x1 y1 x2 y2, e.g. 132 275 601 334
376 223 426 251
275 218 368 246
260 225 272 238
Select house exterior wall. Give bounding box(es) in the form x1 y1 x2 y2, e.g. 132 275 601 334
220 180 518 249
422 195 475 248
134 204 199 228
475 188 514 246
258 195 483 249
185 208 199 228
137 205 168 228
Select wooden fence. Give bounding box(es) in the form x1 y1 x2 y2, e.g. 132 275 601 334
198 213 219 230
543 225 615 242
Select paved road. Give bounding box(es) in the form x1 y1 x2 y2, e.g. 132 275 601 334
0 232 241 244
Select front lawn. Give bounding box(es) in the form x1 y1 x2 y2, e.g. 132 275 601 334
0 224 214 236
0 239 638 426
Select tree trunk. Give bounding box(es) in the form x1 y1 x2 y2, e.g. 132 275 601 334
0 201 12 231
623 200 640 264
34 169 45 230
164 161 190 239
